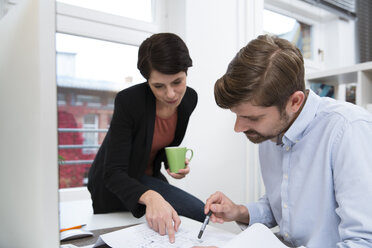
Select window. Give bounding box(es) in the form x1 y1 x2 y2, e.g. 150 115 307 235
56 0 154 189
57 0 154 22
82 114 99 154
57 93 66 106
76 95 101 108
263 9 312 60
57 34 144 188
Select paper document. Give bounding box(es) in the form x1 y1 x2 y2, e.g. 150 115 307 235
93 217 304 248
223 223 304 248
93 216 234 248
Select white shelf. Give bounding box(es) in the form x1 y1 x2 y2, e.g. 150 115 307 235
306 61 372 108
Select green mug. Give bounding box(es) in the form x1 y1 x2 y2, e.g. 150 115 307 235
165 146 194 173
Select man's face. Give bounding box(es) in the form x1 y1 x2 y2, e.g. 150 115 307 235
230 101 291 144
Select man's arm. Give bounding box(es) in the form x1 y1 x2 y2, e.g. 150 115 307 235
243 194 277 229
333 119 372 247
204 191 277 229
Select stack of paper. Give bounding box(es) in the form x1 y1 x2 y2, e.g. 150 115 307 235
93 217 302 248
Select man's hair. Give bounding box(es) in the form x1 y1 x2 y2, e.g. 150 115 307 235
214 34 305 112
137 33 193 80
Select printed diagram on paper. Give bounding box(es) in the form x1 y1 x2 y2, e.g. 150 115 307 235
135 224 231 247
94 218 235 248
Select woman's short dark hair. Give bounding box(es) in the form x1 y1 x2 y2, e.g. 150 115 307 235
214 34 305 113
137 33 193 80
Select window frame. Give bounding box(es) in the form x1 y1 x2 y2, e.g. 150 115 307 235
56 0 164 201
56 1 163 45
264 0 337 71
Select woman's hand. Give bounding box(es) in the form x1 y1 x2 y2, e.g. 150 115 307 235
139 190 181 243
166 159 190 179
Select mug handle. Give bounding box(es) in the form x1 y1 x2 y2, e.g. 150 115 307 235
186 148 194 162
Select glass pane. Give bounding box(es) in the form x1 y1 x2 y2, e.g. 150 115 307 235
263 9 312 60
56 33 145 188
57 0 154 22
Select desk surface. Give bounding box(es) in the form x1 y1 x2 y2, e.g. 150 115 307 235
60 199 146 247
59 199 145 231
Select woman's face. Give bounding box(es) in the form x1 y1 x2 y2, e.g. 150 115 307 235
148 70 187 109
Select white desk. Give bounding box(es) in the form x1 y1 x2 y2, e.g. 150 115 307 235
59 199 145 231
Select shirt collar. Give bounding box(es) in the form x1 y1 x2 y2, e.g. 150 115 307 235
282 89 320 145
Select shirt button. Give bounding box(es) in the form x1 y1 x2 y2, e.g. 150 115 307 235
283 203 288 208
283 174 288 180
284 232 289 238
285 146 290 151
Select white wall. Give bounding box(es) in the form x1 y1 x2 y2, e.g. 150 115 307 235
0 0 59 247
160 1 265 233
184 0 248 203
323 18 356 68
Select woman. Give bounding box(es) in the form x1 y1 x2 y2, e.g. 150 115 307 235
87 33 205 242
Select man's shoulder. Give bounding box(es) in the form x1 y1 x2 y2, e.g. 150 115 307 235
317 98 372 124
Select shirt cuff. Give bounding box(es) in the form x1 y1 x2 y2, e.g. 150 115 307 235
245 202 266 226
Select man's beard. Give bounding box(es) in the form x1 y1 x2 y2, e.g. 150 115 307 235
244 130 277 144
243 111 290 144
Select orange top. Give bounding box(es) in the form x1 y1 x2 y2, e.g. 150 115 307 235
145 111 177 176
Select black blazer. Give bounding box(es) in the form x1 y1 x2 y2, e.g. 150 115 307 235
88 82 197 218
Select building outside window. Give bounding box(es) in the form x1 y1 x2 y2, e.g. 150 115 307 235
56 17 148 188
82 114 99 155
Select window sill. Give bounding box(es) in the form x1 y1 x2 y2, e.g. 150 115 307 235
59 186 91 202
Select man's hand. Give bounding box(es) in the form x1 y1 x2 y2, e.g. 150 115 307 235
139 190 181 243
204 191 249 224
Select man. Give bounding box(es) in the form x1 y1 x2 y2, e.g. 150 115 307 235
203 35 372 247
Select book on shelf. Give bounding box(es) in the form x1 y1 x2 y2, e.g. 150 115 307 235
345 83 357 104
310 82 335 98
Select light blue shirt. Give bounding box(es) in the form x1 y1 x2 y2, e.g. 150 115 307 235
246 90 372 247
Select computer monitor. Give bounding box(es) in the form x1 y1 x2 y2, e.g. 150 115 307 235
0 0 59 247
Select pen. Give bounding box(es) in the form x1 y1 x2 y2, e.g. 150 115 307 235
198 210 212 239
60 224 86 232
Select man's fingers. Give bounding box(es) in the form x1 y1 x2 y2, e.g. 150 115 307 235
209 213 225 224
205 193 219 214
216 217 225 224
206 191 223 206
211 203 228 214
